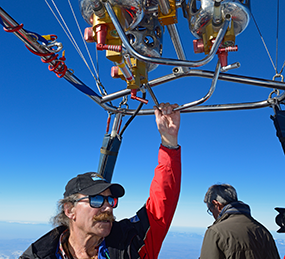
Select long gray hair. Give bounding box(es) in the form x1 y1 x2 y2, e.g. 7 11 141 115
204 184 237 209
50 194 79 227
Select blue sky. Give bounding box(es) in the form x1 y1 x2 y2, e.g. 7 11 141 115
0 0 284 240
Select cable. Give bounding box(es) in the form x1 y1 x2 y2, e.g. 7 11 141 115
67 0 99 80
273 0 285 76
250 11 277 73
119 92 146 137
275 0 285 75
44 0 99 81
45 0 113 100
276 0 279 71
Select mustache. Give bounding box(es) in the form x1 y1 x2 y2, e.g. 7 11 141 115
93 212 116 222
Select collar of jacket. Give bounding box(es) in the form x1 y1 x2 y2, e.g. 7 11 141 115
218 201 251 220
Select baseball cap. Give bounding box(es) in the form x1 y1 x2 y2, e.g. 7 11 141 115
63 172 125 198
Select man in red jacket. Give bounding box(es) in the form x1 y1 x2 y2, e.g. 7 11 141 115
20 102 181 259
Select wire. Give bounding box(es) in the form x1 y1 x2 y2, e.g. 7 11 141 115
250 11 277 73
280 61 285 76
45 0 113 100
67 0 110 97
278 0 285 75
274 0 285 76
276 0 279 72
44 0 99 82
67 0 99 79
119 92 146 137
274 0 285 75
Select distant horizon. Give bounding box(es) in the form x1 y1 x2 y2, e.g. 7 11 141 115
0 217 282 234
0 220 284 259
0 218 281 232
0 220 283 238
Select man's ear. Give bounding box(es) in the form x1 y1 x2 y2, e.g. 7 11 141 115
212 200 223 210
64 202 76 220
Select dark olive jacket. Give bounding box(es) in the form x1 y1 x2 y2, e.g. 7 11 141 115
200 212 280 259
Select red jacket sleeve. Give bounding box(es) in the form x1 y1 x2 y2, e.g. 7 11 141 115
139 144 181 258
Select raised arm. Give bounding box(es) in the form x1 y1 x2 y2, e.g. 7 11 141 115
138 103 181 259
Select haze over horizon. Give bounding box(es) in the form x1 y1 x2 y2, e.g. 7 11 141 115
1 221 285 258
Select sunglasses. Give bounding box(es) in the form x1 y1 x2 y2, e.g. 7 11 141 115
75 195 118 208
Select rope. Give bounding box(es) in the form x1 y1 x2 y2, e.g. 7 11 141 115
44 0 112 100
44 0 98 81
67 0 99 80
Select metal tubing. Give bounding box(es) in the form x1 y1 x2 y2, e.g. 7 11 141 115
157 0 189 71
180 100 271 113
220 62 240 72
149 70 285 91
103 1 231 68
0 7 78 80
124 54 132 68
213 0 222 28
0 7 107 110
115 60 134 82
144 83 160 107
84 69 285 115
99 69 285 105
175 61 221 111
111 113 122 137
167 24 190 73
0 7 50 57
158 0 170 15
2 6 284 117
102 100 273 116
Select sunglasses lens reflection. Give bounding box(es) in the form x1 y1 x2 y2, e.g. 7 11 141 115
90 195 118 208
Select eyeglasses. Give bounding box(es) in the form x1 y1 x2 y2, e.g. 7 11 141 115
75 195 118 208
207 207 213 216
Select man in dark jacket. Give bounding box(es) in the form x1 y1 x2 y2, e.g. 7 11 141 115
20 103 181 259
200 184 280 259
